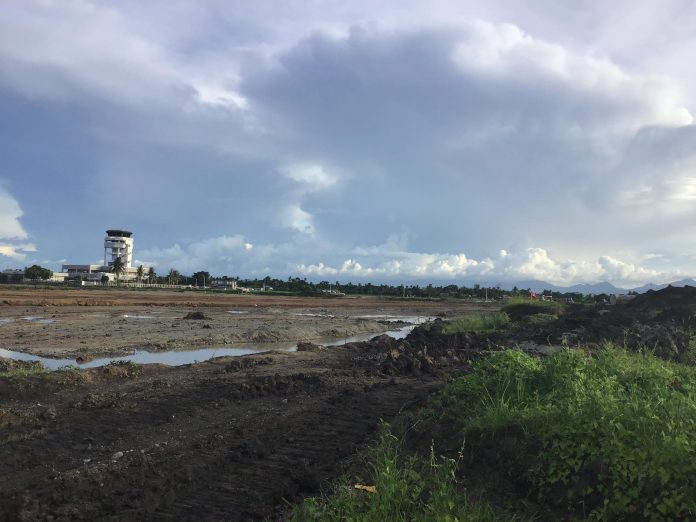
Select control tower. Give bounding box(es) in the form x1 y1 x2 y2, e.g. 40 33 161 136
104 229 133 268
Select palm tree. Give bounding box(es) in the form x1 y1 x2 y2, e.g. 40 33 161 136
147 267 157 284
168 268 180 285
111 257 125 284
136 265 144 283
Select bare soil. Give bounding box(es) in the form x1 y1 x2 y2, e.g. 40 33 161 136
0 288 492 358
0 342 455 521
0 288 497 521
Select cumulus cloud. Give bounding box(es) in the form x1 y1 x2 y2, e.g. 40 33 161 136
280 204 315 235
297 245 681 287
2 3 696 285
137 235 256 273
0 185 27 241
0 184 34 262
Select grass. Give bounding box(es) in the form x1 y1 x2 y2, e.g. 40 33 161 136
427 347 696 520
290 423 526 522
444 312 511 333
501 299 563 320
0 360 47 379
105 360 142 376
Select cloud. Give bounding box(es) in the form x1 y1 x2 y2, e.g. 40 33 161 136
0 185 28 240
297 245 681 287
0 184 34 262
2 5 696 284
280 204 315 235
280 162 339 191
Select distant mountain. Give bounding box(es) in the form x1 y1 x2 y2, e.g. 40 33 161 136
490 279 696 295
630 278 696 294
492 280 625 294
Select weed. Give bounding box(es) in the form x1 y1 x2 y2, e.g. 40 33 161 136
444 312 511 333
105 360 142 377
0 360 47 379
428 347 696 520
290 422 525 522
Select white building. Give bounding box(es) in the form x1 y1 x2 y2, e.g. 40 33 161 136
61 228 139 281
104 229 134 268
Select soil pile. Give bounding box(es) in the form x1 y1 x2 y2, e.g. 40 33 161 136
503 286 696 361
182 311 209 320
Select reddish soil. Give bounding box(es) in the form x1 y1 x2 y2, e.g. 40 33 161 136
0 287 467 309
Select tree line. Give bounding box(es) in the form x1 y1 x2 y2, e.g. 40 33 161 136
0 264 611 302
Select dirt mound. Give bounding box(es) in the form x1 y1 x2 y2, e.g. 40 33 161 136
0 357 44 373
182 311 209 320
297 342 326 352
495 286 696 362
623 285 696 320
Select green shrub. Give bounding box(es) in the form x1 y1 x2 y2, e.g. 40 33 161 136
430 347 696 520
444 312 511 333
501 299 562 321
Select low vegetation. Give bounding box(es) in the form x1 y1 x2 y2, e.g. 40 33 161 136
501 298 564 321
444 312 511 333
427 348 696 520
0 359 47 379
296 347 696 520
290 423 524 522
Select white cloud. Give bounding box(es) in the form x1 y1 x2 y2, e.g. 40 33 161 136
280 162 339 191
138 234 255 273
0 185 28 241
194 82 248 111
297 245 683 287
3 5 696 284
0 184 33 262
280 204 315 235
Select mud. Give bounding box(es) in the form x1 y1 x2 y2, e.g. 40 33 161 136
0 340 457 521
498 286 696 362
0 289 492 358
0 288 501 520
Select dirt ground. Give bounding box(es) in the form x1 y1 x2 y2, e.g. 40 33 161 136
0 288 497 521
0 288 492 357
0 337 460 521
4 286 693 520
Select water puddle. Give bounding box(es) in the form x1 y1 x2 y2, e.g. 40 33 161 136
0 318 428 370
294 313 335 318
0 347 268 371
356 314 434 324
121 314 156 319
0 317 56 325
226 310 249 314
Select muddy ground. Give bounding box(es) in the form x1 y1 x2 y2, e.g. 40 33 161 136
0 336 471 521
0 288 492 357
0 288 496 521
2 286 695 520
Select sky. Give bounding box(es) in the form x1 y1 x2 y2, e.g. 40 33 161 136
2 0 696 287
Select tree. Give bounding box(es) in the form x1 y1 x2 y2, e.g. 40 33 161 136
101 274 110 284
147 267 157 284
25 265 52 280
192 271 211 287
111 257 125 283
136 265 144 283
167 268 180 285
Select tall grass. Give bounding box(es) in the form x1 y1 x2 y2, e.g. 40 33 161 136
430 347 696 520
290 423 526 522
444 312 511 333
